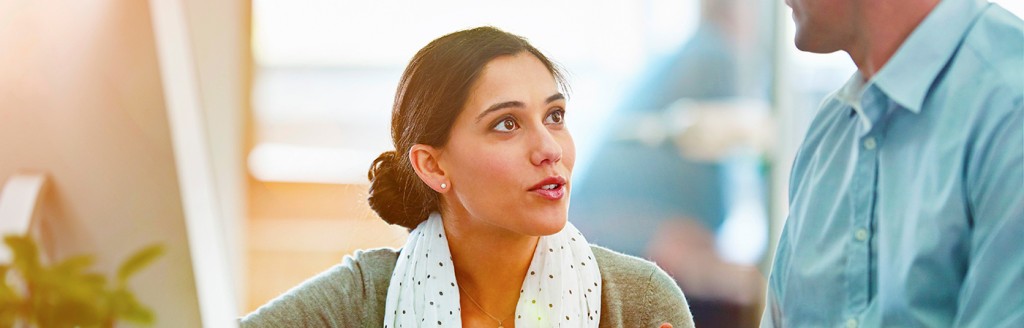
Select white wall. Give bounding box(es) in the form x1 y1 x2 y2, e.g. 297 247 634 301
180 0 251 306
0 0 206 326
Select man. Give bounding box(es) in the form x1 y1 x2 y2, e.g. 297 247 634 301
764 0 1023 326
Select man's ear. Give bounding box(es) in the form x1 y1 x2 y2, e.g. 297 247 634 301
409 144 448 193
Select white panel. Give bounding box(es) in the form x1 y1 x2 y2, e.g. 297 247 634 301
148 0 240 326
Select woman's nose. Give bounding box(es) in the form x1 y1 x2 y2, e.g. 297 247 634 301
529 127 562 167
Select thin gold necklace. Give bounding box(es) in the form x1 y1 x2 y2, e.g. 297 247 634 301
457 284 512 328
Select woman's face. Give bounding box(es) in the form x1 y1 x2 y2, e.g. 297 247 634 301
438 52 574 236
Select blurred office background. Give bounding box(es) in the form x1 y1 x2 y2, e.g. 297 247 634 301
248 1 784 325
246 1 1022 326
1 0 1020 327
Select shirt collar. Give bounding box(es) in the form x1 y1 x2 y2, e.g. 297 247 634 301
835 71 874 131
872 0 988 114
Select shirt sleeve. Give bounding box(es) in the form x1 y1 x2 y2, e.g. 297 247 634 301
239 256 367 328
643 266 696 328
760 225 791 328
953 102 1024 326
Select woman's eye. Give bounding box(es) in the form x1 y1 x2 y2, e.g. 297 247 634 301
492 118 519 132
544 109 565 125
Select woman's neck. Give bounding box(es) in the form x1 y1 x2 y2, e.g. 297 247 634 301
441 209 538 324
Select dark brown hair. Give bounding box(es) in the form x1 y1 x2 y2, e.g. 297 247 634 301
367 26 568 229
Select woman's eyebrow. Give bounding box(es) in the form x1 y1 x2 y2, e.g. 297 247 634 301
475 93 565 123
545 93 565 104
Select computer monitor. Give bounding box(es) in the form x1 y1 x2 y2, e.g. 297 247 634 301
0 0 238 327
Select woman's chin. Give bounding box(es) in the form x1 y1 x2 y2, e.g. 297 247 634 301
524 214 568 236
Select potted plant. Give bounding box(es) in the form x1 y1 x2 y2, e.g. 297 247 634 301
0 234 163 327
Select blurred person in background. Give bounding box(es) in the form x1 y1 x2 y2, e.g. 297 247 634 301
571 0 771 326
241 27 694 328
763 0 1023 326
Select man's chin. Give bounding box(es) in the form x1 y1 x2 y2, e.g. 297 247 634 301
794 36 841 54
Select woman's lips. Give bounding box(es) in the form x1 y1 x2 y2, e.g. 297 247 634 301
529 176 567 200
531 183 565 200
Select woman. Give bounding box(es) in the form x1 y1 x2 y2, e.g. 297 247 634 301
241 26 694 328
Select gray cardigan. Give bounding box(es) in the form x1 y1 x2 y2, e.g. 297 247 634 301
242 245 694 327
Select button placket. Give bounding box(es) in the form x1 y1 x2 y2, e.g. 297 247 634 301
845 89 885 316
854 229 868 241
863 137 877 150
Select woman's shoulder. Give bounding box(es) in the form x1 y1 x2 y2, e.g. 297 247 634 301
590 244 695 328
239 248 398 327
589 244 676 290
349 247 401 275
590 244 660 278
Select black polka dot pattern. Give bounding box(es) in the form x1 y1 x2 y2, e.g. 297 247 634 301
382 213 603 328
513 227 601 327
381 213 460 327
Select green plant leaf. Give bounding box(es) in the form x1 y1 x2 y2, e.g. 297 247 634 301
49 272 106 307
116 244 164 285
52 299 102 328
3 235 40 277
53 255 94 276
0 265 16 328
0 265 12 302
1 235 165 326
0 307 14 328
109 288 155 325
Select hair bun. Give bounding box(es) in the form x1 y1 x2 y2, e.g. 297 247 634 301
367 150 433 229
368 150 398 182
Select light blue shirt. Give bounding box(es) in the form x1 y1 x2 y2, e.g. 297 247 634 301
763 0 1023 327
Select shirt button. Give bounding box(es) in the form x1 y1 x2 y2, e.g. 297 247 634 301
855 229 868 241
847 318 858 328
863 137 877 150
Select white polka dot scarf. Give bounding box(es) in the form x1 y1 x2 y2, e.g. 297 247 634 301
383 212 602 327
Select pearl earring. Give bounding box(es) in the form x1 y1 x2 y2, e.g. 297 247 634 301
440 183 447 189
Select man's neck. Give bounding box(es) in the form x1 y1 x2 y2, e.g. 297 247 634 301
846 0 941 81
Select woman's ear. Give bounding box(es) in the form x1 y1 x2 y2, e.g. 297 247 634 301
409 144 448 193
